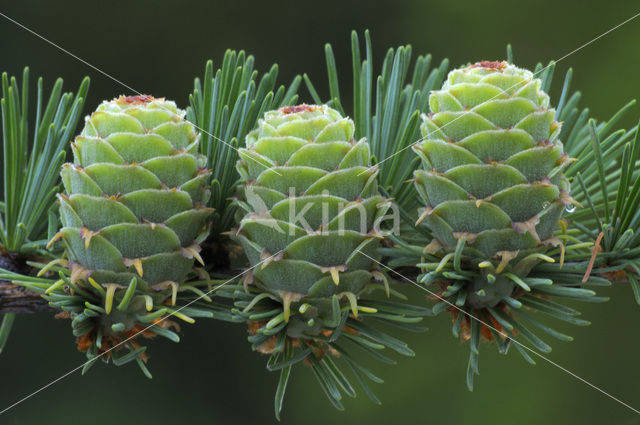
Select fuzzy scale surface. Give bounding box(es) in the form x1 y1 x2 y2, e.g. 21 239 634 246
412 61 577 311
235 104 391 334
415 61 573 262
57 95 212 288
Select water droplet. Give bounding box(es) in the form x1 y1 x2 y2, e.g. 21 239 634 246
565 204 576 213
542 202 550 209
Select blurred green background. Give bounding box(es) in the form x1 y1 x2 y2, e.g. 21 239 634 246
2 0 640 424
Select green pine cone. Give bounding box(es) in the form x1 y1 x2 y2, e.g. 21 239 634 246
235 104 391 330
401 62 604 390
414 61 575 269
56 95 212 288
230 105 429 415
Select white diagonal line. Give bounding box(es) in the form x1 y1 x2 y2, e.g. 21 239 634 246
362 10 640 176
0 10 282 176
0 250 283 416
0 12 138 93
357 249 640 415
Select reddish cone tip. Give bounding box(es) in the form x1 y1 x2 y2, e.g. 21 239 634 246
116 94 157 104
280 104 319 115
469 61 508 71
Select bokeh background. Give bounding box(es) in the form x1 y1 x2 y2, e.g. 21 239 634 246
1 1 640 424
